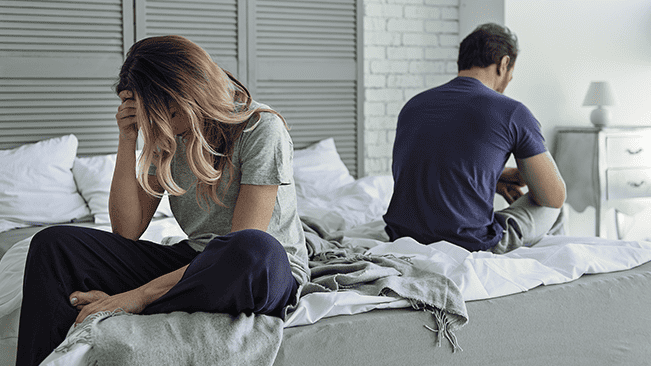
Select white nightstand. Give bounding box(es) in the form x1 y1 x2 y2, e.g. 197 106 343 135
553 126 651 238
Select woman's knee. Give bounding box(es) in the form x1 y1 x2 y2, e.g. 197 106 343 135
29 226 80 256
180 230 295 316
24 226 92 284
194 229 292 284
206 229 287 264
28 226 116 267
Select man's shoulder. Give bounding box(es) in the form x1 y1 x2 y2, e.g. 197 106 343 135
476 87 530 114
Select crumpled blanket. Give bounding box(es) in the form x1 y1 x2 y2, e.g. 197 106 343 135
54 310 283 366
49 216 468 365
299 217 469 351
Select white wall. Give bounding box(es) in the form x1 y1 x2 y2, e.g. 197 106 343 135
505 0 651 239
363 0 460 176
459 0 504 41
505 0 651 140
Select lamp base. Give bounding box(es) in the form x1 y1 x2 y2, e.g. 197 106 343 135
590 107 611 127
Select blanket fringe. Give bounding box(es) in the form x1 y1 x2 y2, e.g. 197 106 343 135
54 309 129 353
410 299 463 353
312 253 413 265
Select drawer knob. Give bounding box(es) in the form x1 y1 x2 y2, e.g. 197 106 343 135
628 180 646 188
626 148 643 155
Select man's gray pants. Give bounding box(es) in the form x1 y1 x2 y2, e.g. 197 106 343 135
491 193 565 254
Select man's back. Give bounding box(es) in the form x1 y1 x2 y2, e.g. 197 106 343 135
383 76 546 251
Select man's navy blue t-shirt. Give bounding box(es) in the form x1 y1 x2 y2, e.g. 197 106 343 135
383 77 547 251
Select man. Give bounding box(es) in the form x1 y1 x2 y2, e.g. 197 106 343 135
383 23 566 254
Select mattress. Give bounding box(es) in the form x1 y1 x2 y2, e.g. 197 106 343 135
4 251 650 366
3 225 651 366
276 260 651 366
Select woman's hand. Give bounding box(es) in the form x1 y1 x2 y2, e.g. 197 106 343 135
69 288 149 325
116 90 139 142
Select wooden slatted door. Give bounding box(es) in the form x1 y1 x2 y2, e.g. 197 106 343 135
0 0 132 155
136 0 245 82
136 0 364 176
0 0 364 176
251 0 364 177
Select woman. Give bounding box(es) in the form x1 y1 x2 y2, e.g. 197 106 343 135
16 35 309 366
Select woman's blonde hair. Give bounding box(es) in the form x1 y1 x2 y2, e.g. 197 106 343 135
116 35 286 208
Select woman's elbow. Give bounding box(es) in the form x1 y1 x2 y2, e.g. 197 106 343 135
111 225 140 241
110 214 146 241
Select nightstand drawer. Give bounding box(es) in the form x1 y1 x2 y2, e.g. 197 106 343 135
606 136 651 168
607 168 651 199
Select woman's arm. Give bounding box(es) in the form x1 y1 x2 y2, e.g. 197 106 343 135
71 264 188 324
128 185 279 309
231 184 279 232
71 184 280 323
109 90 162 240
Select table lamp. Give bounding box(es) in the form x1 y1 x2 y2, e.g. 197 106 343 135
582 81 616 127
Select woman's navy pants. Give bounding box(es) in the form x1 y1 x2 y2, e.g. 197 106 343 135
16 226 298 366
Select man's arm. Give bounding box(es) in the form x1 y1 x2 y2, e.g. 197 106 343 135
496 167 526 204
515 151 566 208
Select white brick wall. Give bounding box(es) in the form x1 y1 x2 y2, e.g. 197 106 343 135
363 0 459 176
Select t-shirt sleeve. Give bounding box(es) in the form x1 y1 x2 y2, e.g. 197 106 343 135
511 104 547 159
237 112 294 186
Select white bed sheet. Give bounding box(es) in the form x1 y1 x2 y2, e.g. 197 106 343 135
3 175 651 365
283 220 651 327
285 175 651 326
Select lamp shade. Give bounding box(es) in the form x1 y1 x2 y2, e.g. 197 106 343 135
582 81 616 106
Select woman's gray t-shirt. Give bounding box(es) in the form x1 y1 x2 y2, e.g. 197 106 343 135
149 101 309 286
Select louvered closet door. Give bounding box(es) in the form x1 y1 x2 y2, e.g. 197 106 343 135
137 0 244 81
252 0 364 177
0 0 132 155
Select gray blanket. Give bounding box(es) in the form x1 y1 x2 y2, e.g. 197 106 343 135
299 217 468 351
54 217 468 365
55 311 283 366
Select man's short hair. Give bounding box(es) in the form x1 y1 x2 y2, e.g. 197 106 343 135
457 23 519 74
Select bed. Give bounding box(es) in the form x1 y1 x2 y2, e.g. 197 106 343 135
1 135 651 366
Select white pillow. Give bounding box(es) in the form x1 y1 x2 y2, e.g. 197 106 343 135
297 175 394 232
72 153 173 224
293 138 355 199
0 135 91 229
